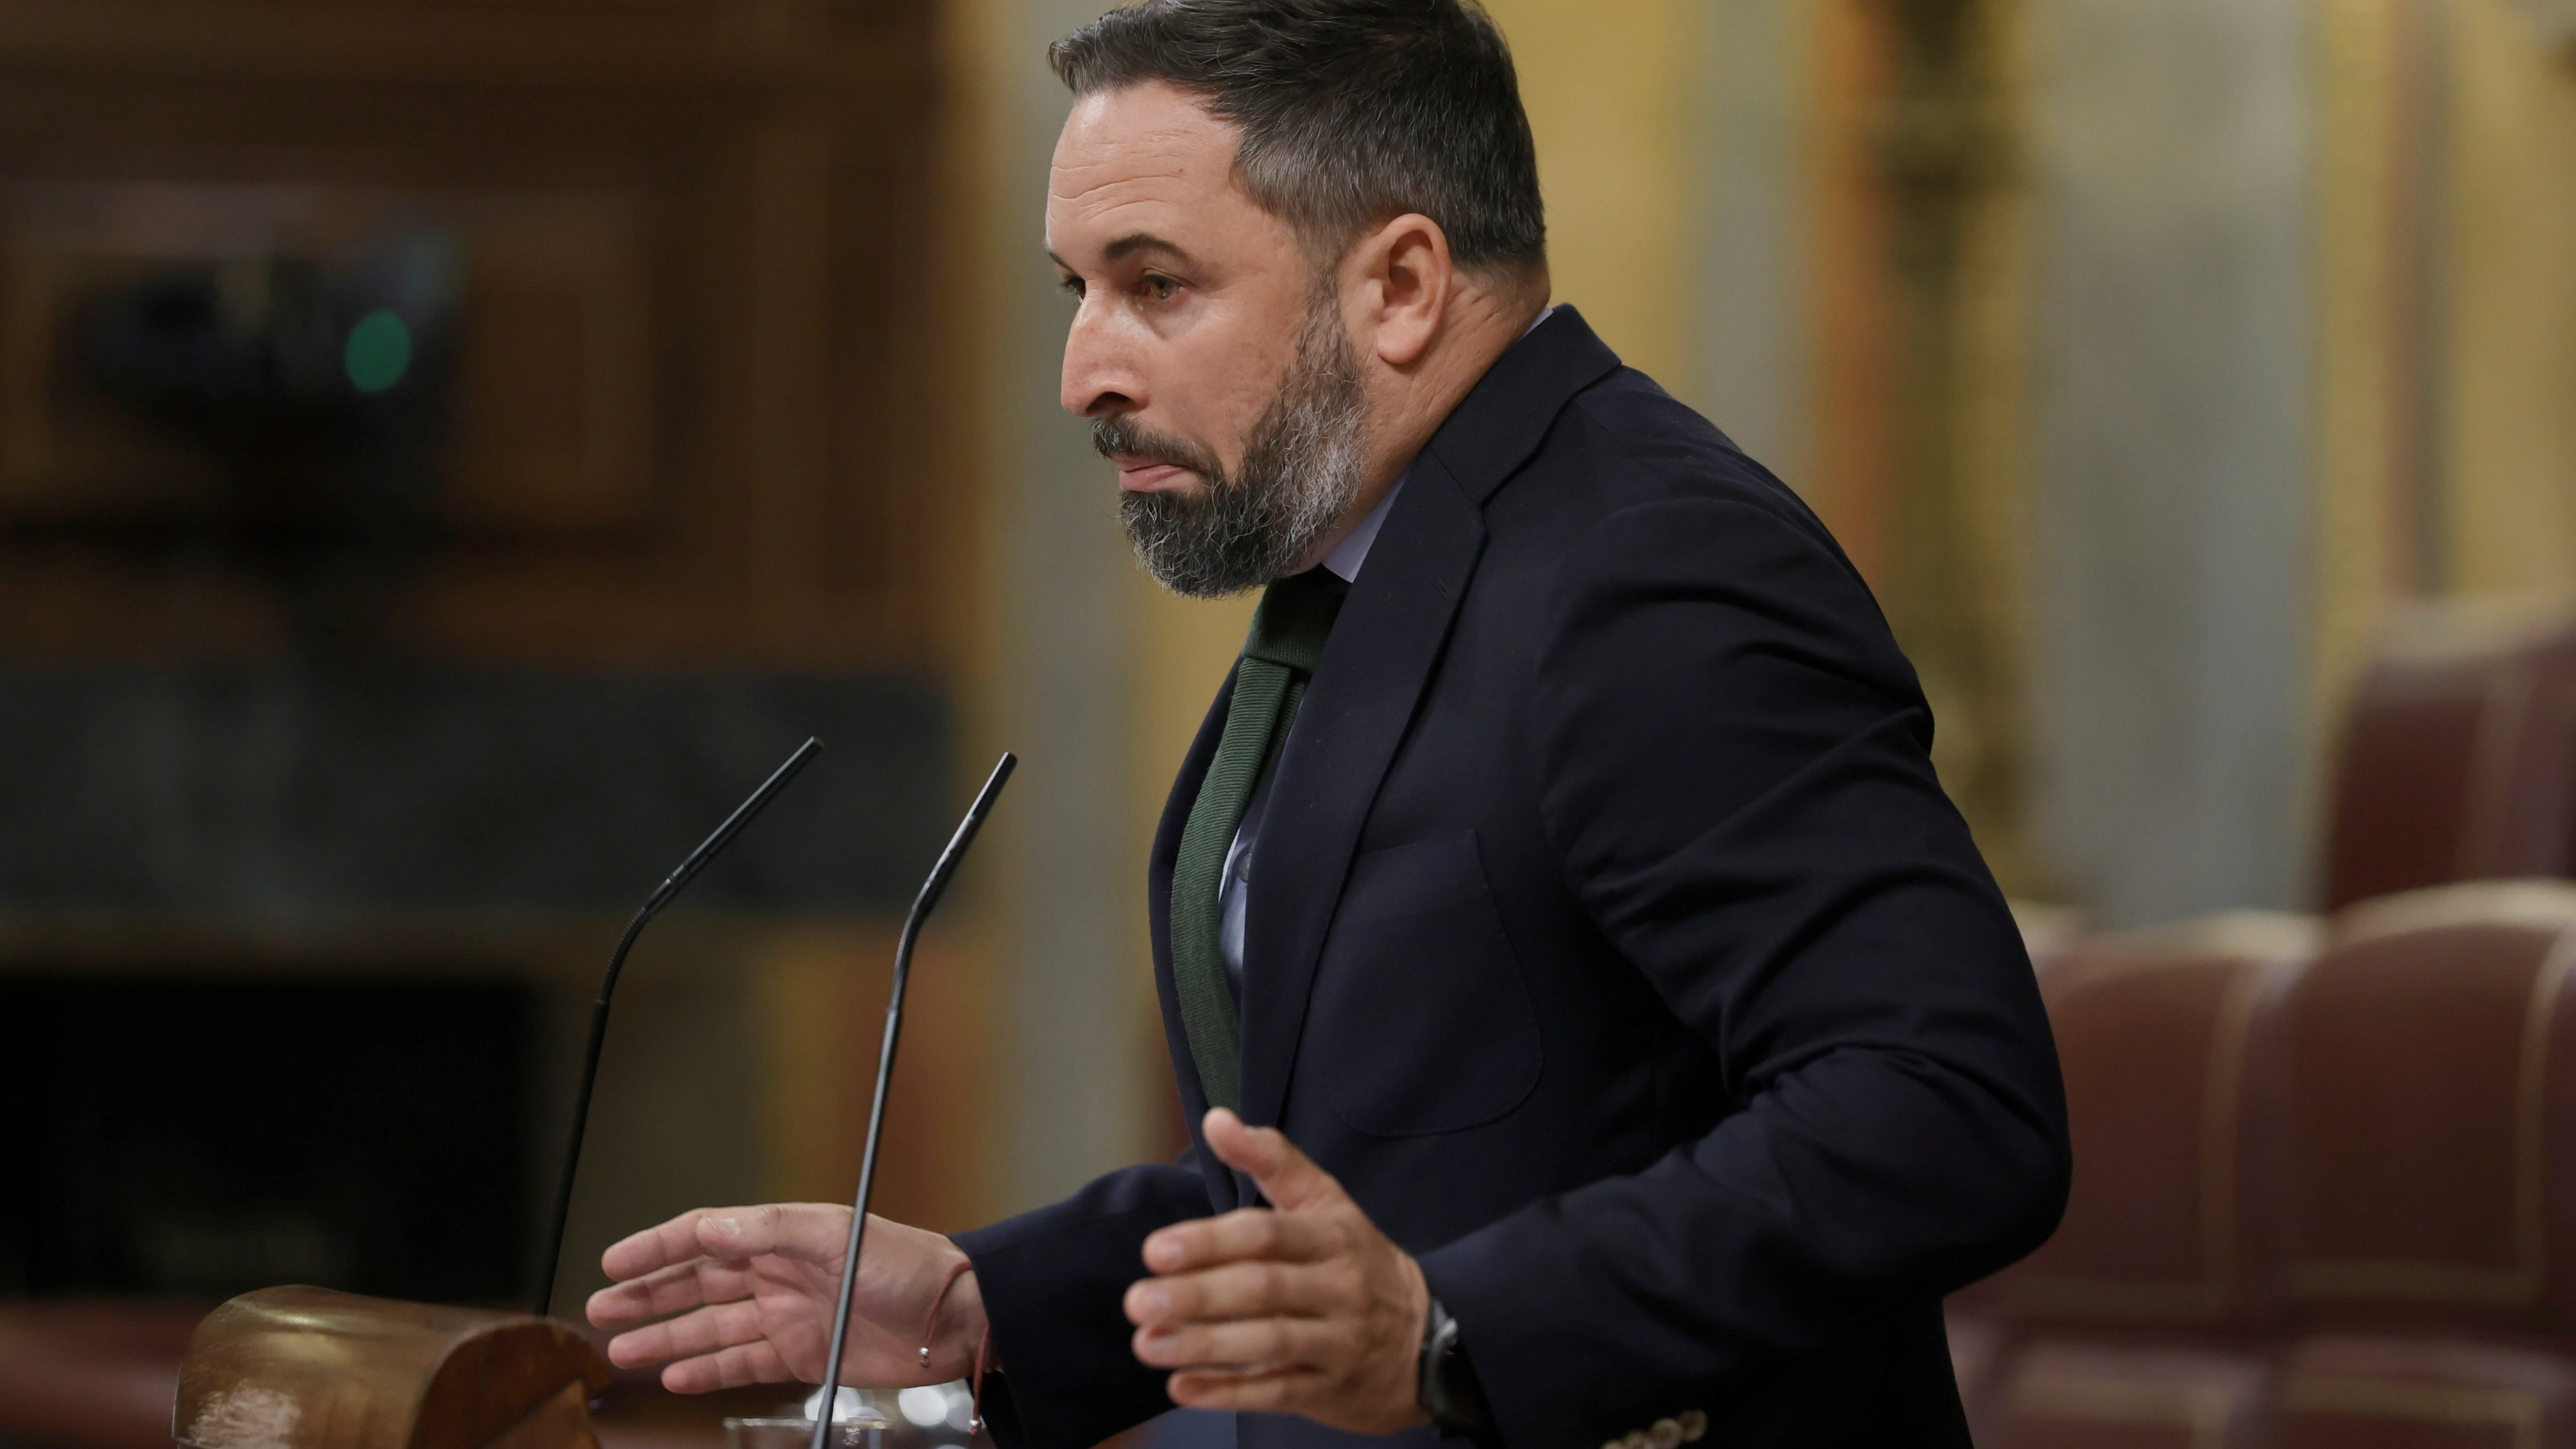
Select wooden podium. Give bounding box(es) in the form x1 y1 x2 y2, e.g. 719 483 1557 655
173 1288 612 1449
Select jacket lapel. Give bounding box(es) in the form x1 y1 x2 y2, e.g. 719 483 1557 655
1231 306 1625 1132
1233 463 1485 1134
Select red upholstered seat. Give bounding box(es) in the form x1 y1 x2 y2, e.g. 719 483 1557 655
1983 912 2317 1336
1962 884 2576 1448
1988 1340 2274 1449
0 1298 206 1449
2323 605 2576 911
2284 884 2576 1336
2277 1335 2576 1449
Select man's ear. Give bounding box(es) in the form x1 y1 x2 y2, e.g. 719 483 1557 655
1348 213 1452 369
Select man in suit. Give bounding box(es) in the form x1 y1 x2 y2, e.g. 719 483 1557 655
586 2 2071 1445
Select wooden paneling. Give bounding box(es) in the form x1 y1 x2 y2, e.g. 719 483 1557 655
0 0 942 670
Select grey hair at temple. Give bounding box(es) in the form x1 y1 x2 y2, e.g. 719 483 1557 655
1048 0 1548 277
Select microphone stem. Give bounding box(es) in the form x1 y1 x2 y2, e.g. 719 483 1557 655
534 901 656 1319
808 752 1014 1449
533 736 823 1320
810 909 921 1437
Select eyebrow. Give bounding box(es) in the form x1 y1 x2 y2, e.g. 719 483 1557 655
1046 232 1201 272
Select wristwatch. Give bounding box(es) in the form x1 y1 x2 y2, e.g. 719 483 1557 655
1417 1295 1497 1442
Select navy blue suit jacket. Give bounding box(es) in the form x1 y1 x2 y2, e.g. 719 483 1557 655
954 308 2069 1449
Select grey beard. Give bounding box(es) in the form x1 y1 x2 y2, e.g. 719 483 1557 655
1103 295 1368 599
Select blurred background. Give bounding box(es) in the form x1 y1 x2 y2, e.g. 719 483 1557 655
0 0 2571 1446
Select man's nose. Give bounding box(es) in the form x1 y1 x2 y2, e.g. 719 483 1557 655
1060 302 1141 419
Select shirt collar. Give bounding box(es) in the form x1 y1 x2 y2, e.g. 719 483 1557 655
1322 478 1399 581
1320 304 1556 585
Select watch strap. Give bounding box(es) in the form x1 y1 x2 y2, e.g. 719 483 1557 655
1417 1295 1497 1442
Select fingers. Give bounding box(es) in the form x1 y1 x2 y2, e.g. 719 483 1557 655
660 1340 798 1394
692 1203 854 1265
583 1201 953 1394
598 1202 851 1282
599 1206 736 1283
1165 1365 1327 1413
1124 1258 1352 1328
1122 1124 1429 1436
603 1299 769 1371
1200 1110 1344 1212
1143 1201 1343 1276
1133 1312 1351 1372
597 1201 847 1281
1139 1119 1345 1276
589 1249 771 1329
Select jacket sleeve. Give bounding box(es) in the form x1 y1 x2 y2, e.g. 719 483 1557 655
950 1159 1210 1449
1415 494 2070 1447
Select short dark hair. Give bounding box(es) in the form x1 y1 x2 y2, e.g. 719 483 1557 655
1050 0 1546 276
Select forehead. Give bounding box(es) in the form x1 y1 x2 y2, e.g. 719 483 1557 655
1047 81 1263 254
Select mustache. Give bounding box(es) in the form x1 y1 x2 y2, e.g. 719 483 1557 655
1092 416 1226 484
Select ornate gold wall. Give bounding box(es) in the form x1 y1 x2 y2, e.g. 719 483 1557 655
2312 0 2576 781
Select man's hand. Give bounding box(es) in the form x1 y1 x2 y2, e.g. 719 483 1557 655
1123 1110 1432 1433
586 1205 987 1391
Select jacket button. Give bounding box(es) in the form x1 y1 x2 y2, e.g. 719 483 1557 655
1677 1410 1709 1442
1624 1433 1651 1449
1647 1420 1683 1449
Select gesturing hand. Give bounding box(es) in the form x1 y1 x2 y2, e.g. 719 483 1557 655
586 1205 988 1392
1124 1110 1432 1433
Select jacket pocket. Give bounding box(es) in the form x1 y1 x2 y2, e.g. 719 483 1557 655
1307 829 1543 1136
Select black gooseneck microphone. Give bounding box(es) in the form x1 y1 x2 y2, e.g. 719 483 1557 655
808 751 1016 1449
535 736 826 1319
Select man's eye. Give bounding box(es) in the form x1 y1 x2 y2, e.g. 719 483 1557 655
1060 276 1085 299
1143 274 1178 301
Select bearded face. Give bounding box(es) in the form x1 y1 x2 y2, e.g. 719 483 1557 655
1098 283 1369 599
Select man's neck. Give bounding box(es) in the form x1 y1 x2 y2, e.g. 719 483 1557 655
1301 282 1552 569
